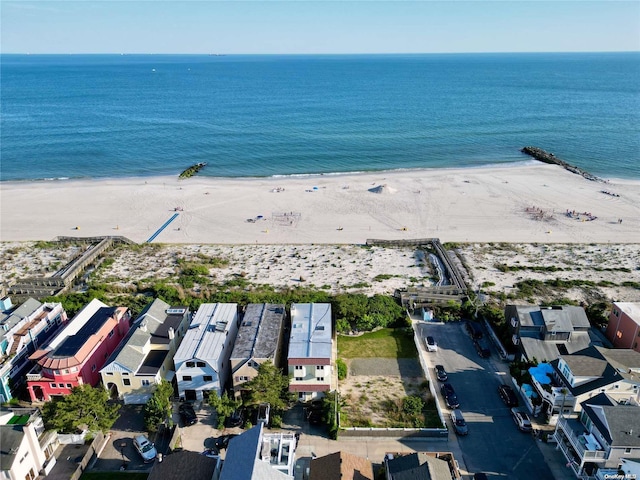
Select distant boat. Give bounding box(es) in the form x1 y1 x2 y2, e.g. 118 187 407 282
152 68 156 72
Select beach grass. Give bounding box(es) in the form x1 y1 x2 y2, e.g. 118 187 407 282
337 328 418 359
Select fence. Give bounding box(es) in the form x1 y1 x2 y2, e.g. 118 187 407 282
68 431 108 480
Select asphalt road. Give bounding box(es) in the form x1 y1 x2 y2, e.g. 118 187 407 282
417 321 555 480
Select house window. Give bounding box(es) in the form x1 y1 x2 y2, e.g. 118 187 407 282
316 377 324 382
295 365 303 370
122 372 129 376
50 383 56 389
295 377 303 381
203 375 213 382
66 384 72 388
106 372 114 376
58 384 65 388
63 369 69 374
183 376 192 381
196 361 205 367
317 365 324 370
91 364 97 372
123 379 131 386
617 331 623 339
71 367 78 373
108 330 115 338
626 448 632 454
142 380 151 386
186 361 195 368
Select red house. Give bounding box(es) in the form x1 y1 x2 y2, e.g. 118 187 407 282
26 299 131 402
605 302 640 351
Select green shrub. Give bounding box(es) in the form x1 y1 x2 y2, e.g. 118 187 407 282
336 359 347 380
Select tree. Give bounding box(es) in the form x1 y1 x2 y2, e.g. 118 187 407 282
208 391 241 429
242 362 291 411
143 380 174 432
41 384 119 433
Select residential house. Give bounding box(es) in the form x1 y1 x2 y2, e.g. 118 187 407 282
553 393 640 480
505 305 593 362
174 303 238 402
530 346 640 423
309 451 373 480
605 302 640 351
0 297 67 403
148 450 220 480
219 423 295 479
101 298 191 404
383 452 461 480
26 299 131 402
288 303 334 402
230 303 286 398
0 407 59 480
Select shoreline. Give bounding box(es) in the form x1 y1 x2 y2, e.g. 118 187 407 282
1 163 640 245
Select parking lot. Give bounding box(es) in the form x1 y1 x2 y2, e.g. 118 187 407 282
417 321 555 480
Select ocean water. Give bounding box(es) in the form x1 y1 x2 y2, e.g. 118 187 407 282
1 53 639 181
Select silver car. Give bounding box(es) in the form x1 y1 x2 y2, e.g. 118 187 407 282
133 435 157 463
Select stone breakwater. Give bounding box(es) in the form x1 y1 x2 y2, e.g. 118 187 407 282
521 146 603 182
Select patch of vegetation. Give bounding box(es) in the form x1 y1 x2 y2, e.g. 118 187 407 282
338 328 418 359
143 380 174 432
333 294 405 333
336 358 348 380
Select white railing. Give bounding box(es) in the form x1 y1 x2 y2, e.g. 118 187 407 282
556 418 607 462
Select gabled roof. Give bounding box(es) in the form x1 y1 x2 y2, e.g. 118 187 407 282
220 424 262 479
309 451 374 480
102 298 186 375
553 346 625 396
148 450 218 480
597 347 640 376
231 304 285 364
582 394 640 448
512 305 590 331
174 303 237 365
386 453 452 480
288 303 332 360
0 425 24 470
0 298 43 343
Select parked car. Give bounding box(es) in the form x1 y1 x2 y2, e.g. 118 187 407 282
498 385 519 407
466 321 484 339
435 364 448 382
307 400 325 425
225 409 244 428
133 435 157 463
473 339 491 358
511 408 532 432
257 402 270 425
450 409 469 436
215 434 238 450
426 336 438 352
201 447 219 458
441 383 460 409
179 403 198 426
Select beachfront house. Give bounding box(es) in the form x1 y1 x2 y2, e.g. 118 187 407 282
0 297 67 403
25 299 131 402
505 305 593 362
219 423 296 479
230 303 286 398
100 298 191 404
288 303 334 402
605 302 640 352
553 393 640 480
529 346 640 424
0 407 59 480
174 303 238 402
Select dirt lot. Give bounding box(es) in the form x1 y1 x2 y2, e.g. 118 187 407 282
339 358 427 427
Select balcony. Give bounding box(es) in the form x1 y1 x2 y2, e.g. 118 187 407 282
530 374 575 409
555 416 607 463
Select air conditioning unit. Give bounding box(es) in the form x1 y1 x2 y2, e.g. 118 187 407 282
512 334 520 345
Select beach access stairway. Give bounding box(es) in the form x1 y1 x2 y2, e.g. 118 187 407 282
366 238 467 306
6 236 134 301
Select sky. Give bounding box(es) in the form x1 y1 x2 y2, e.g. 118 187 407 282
1 1 639 54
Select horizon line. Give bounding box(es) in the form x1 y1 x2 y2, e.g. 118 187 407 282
2 50 639 56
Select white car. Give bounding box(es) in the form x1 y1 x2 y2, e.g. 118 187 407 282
133 435 157 463
511 408 532 432
426 336 438 352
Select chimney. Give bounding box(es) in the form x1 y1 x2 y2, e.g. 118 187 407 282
168 327 175 340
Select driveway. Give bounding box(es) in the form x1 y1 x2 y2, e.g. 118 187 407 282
417 321 555 479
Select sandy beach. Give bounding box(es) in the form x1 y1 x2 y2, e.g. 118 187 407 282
1 163 639 244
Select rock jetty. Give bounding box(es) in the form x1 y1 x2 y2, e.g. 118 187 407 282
179 162 207 179
521 146 602 182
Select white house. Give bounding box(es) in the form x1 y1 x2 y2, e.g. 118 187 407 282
174 303 238 402
288 303 334 402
